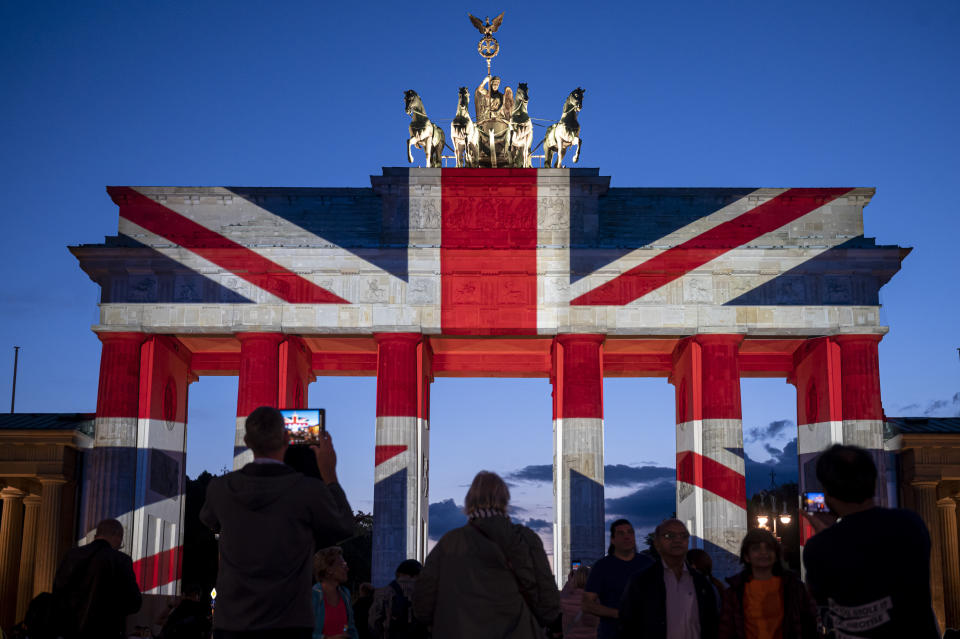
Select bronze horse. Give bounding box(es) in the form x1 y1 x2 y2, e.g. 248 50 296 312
507 82 533 168
405 90 445 168
451 87 480 168
543 87 584 168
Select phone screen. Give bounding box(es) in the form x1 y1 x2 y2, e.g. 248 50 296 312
281 408 325 446
571 560 582 571
802 491 829 513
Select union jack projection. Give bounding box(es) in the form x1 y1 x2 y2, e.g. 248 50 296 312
71 167 906 593
81 168 903 337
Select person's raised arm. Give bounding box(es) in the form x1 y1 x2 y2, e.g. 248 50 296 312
309 432 354 544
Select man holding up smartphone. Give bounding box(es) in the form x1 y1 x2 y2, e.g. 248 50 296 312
802 444 939 638
201 406 355 639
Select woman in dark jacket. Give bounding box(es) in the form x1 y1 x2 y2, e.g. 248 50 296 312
718 529 818 639
413 471 561 639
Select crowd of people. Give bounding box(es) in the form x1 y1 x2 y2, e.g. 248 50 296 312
8 406 948 639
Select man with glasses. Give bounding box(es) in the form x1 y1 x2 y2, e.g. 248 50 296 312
618 519 718 639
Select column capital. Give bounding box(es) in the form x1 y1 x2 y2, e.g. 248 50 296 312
693 333 745 348
0 487 25 500
555 333 605 346
938 497 957 511
37 476 67 486
374 332 422 345
22 495 41 507
95 330 147 345
912 480 940 489
237 332 284 345
832 333 883 346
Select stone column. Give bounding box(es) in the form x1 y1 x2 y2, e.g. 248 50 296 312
938 497 960 629
372 333 431 587
15 495 41 621
789 337 843 551
83 332 146 547
551 334 605 585
834 335 886 501
670 335 746 579
0 487 26 630
913 481 945 630
278 337 315 410
33 477 65 596
234 333 283 468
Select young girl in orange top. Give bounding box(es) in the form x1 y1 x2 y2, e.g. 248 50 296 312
718 529 818 639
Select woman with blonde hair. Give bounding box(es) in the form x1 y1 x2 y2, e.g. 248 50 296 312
312 546 359 639
413 471 562 638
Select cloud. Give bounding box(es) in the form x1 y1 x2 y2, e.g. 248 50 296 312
744 438 799 496
523 518 552 532
604 464 676 486
893 392 960 417
745 419 794 443
506 463 674 487
921 392 960 417
428 499 466 540
605 479 677 528
506 464 552 483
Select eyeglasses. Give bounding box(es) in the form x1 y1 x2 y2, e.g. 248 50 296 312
660 532 690 540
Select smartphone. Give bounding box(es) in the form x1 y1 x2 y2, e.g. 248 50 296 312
281 408 325 446
802 491 829 514
571 560 582 571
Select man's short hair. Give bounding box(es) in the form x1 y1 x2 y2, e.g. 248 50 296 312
464 471 510 515
95 518 124 540
243 406 286 455
816 444 877 503
654 518 687 537
313 546 343 581
396 559 422 577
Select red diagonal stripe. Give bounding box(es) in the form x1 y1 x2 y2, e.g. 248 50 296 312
375 444 407 466
133 545 182 592
112 187 348 304
676 450 746 507
572 188 854 306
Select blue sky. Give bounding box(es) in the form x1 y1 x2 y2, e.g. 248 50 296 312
2 2 959 554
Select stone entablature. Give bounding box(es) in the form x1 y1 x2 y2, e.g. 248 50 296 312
70 169 907 338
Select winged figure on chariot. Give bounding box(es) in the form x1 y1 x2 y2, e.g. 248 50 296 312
405 11 584 169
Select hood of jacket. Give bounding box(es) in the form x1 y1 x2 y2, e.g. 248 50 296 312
222 463 303 511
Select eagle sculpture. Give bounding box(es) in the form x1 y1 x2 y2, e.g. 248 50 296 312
468 12 504 37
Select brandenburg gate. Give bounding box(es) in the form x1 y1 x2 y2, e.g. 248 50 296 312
69 169 908 591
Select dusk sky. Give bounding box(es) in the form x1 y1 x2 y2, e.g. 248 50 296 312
2 2 959 559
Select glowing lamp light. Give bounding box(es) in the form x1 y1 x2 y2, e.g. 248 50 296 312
780 513 792 525
756 515 769 528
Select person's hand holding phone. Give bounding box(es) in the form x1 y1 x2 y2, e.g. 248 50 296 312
311 431 338 485
801 509 838 535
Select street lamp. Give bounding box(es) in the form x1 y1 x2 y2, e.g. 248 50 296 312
755 491 793 538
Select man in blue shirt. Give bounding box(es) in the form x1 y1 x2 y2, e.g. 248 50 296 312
582 519 654 639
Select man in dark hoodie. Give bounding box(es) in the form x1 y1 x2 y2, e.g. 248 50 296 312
52 517 142 639
200 405 354 639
